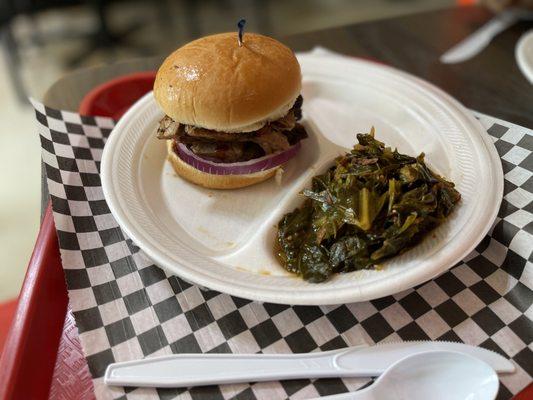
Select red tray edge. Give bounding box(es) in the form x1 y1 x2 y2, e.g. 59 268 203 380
78 71 156 119
0 204 68 400
0 71 158 400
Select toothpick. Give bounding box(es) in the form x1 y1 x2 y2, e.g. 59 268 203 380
237 19 246 47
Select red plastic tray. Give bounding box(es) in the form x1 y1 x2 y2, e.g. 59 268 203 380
0 205 70 400
0 69 531 400
0 72 156 400
78 71 156 119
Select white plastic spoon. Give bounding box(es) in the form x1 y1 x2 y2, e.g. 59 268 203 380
313 351 499 400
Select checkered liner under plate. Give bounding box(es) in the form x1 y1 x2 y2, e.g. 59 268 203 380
35 101 532 400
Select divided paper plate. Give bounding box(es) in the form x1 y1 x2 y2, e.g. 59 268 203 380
101 53 503 305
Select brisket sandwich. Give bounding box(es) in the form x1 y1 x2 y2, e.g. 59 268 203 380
154 32 308 189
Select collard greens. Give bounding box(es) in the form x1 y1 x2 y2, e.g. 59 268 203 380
276 130 461 283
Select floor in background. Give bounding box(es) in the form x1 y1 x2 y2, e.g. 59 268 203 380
0 0 453 302
0 56 41 303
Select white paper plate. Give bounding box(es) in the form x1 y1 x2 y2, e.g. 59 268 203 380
516 30 533 84
101 54 503 305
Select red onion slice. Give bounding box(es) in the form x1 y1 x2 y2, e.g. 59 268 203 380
176 142 301 175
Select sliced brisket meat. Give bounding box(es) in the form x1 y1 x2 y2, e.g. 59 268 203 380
285 123 308 145
157 115 179 139
187 141 264 163
249 129 290 154
184 125 254 142
159 96 307 163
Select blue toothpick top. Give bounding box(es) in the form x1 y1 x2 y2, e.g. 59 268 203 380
237 19 246 46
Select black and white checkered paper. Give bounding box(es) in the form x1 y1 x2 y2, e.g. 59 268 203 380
34 101 532 400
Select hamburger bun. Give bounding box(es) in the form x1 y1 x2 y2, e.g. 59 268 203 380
166 140 280 189
154 32 301 133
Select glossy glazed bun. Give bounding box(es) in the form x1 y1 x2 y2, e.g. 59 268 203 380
166 140 279 189
154 32 301 133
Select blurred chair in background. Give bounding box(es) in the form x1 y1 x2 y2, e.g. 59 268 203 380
0 0 161 102
0 0 274 102
65 0 161 67
0 1 90 101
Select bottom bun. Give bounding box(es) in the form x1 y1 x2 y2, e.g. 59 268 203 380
167 140 279 189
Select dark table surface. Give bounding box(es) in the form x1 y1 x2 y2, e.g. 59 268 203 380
42 5 533 212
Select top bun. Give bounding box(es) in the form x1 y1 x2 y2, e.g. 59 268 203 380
153 32 301 133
